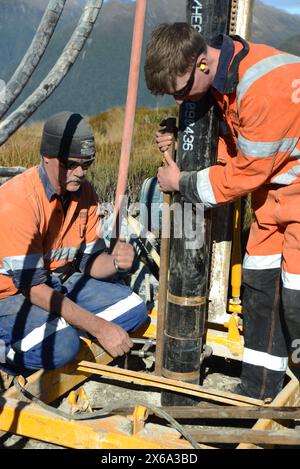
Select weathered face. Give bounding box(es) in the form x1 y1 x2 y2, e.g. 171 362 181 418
44 156 95 193
59 157 95 192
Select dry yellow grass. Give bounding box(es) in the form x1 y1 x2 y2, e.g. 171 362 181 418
0 106 178 202
0 122 42 168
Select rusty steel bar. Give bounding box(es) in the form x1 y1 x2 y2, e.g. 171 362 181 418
155 117 177 376
110 0 147 244
77 360 264 406
185 427 300 445
159 405 300 420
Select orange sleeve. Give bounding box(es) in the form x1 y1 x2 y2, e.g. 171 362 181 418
77 185 107 272
179 81 298 207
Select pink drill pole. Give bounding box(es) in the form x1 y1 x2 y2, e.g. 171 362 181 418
111 0 147 245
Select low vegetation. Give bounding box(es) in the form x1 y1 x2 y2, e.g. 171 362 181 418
0 105 178 203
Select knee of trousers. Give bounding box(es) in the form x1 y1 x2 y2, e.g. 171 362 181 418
242 268 281 317
11 327 81 371
240 363 286 400
282 288 300 316
132 301 148 330
113 300 148 332
282 288 300 341
50 327 81 369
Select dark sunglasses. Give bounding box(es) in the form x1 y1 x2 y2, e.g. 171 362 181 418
60 157 95 171
172 54 200 100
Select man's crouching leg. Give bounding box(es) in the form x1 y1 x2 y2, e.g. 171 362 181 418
7 326 81 371
0 294 81 371
65 273 148 333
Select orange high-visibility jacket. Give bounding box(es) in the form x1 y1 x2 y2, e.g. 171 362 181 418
179 38 300 208
0 166 106 299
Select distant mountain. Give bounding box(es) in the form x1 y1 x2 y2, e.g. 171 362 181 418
252 1 300 48
279 35 300 56
0 0 299 122
0 0 85 79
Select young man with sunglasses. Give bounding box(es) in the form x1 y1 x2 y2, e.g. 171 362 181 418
144 22 300 400
0 111 147 374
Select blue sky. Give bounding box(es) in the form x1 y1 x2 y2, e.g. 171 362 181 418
115 0 300 16
262 0 300 15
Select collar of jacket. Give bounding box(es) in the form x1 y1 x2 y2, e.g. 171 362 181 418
211 34 250 95
39 160 57 201
211 34 235 93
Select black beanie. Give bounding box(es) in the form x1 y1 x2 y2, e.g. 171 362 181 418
40 111 96 159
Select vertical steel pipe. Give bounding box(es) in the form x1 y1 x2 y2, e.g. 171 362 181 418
161 0 231 406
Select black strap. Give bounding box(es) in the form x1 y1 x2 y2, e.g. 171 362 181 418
223 35 250 94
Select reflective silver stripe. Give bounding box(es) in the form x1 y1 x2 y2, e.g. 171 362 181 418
44 247 78 262
243 347 288 372
2 253 44 271
12 317 69 352
243 253 282 269
238 135 298 158
196 168 216 208
271 165 300 185
12 292 143 352
282 270 300 291
291 145 300 158
96 292 143 321
6 348 15 362
81 239 106 255
237 53 300 108
0 339 6 363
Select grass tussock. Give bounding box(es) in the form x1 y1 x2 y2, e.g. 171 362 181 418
0 106 179 203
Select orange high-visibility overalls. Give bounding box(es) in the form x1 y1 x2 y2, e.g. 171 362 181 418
179 35 300 399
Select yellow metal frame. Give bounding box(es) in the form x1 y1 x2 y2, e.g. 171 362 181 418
1 340 299 449
206 199 244 359
0 337 263 449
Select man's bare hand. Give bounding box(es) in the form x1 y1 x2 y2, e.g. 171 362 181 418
92 317 133 358
111 239 134 271
157 151 181 193
156 130 176 154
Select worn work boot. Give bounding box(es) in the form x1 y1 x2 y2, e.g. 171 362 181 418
0 370 14 392
0 365 16 392
231 383 273 403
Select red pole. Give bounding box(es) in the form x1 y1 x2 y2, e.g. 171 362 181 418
111 0 147 241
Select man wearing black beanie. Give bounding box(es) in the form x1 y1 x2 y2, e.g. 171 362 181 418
0 111 148 373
